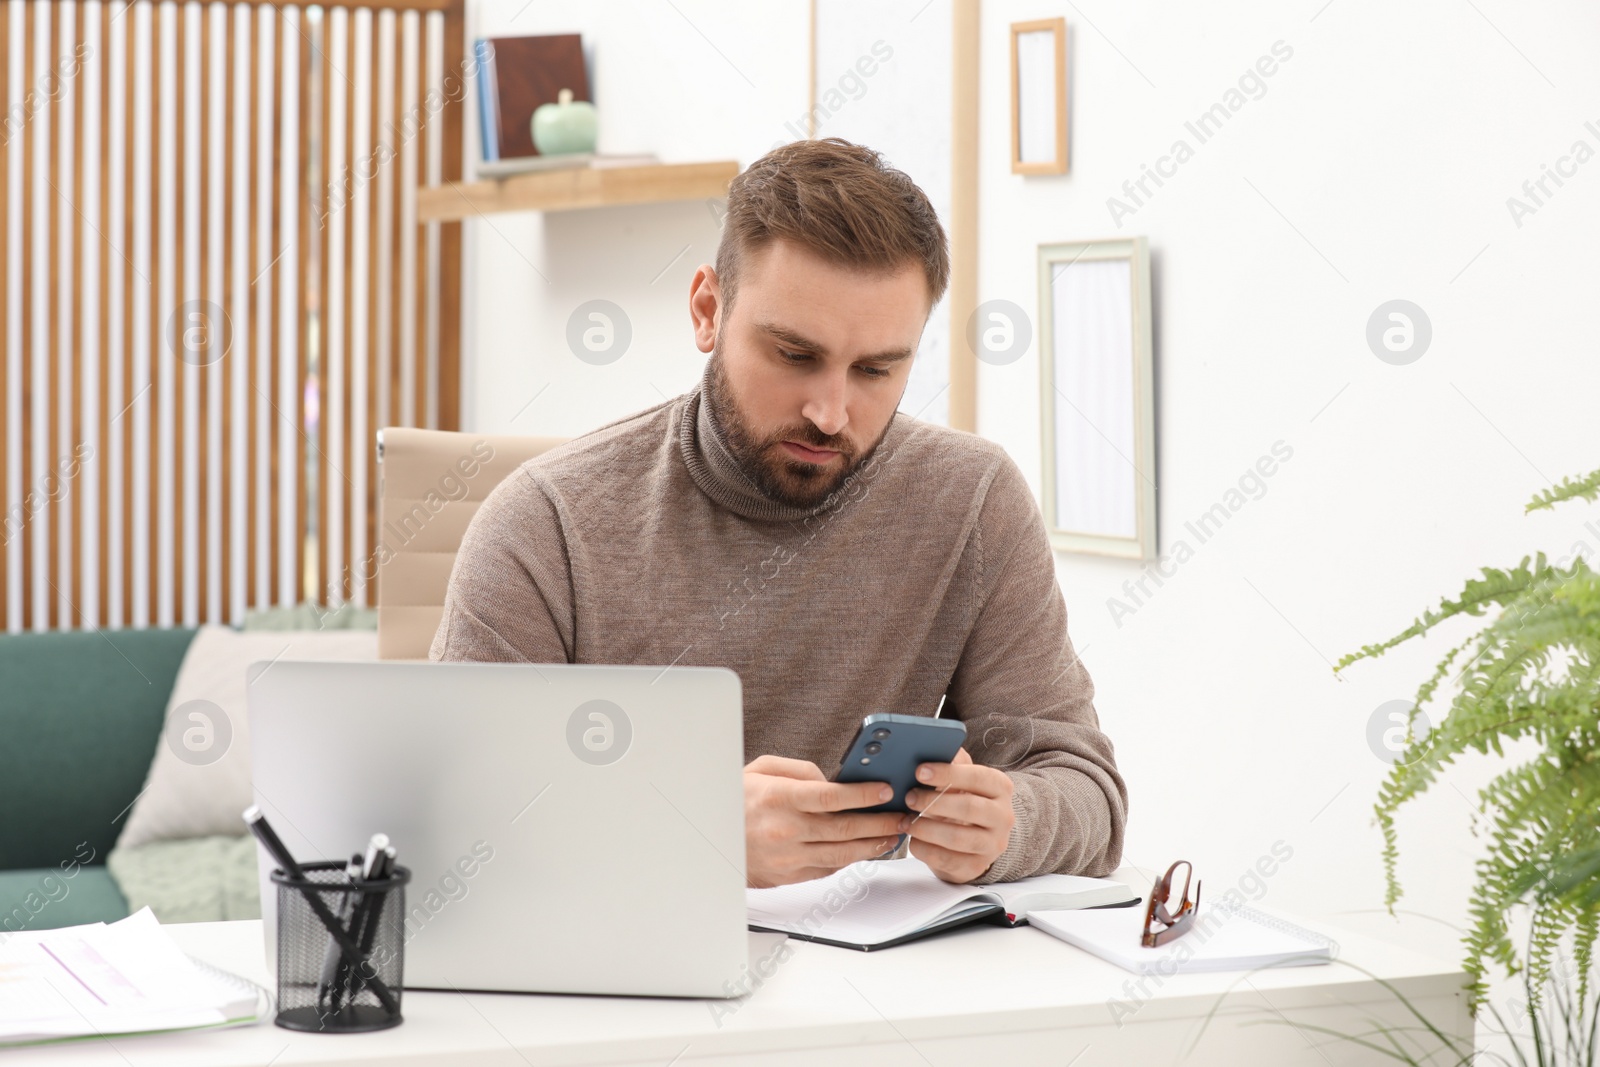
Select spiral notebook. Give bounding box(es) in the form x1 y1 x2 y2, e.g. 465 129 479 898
1028 902 1338 974
0 908 265 1047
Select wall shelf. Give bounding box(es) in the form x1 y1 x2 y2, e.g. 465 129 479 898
416 160 740 223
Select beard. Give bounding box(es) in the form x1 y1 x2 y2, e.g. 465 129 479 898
702 343 891 511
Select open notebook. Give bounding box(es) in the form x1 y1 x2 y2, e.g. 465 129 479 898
747 857 1139 951
1028 901 1338 974
0 908 264 1047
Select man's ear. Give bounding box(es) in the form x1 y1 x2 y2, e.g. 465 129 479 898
688 265 722 355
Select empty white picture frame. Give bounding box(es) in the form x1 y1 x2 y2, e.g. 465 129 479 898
1011 18 1068 175
1038 237 1156 559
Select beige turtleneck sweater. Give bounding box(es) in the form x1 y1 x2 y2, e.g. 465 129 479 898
429 366 1127 883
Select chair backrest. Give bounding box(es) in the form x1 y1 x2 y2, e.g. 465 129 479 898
376 427 566 660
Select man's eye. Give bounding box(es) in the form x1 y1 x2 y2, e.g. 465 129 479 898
778 349 888 378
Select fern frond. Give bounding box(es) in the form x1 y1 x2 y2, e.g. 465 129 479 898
1577 911 1598 1012
1535 847 1600 910
1342 471 1600 1020
1335 555 1564 672
1526 467 1600 512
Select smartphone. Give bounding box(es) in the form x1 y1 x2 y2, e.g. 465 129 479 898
835 713 967 814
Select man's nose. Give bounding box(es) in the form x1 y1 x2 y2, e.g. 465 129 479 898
799 372 849 438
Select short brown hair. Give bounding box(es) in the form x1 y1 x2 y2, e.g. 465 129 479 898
714 138 949 315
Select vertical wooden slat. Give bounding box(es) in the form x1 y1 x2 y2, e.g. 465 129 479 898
365 6 380 603
146 0 161 626
422 12 436 431
315 9 330 606
387 10 401 434
20 0 33 630
425 12 438 428
121 0 134 627
295 6 311 606
948 0 979 433
71 1 88 628
246 1 258 611
0 0 10 630
197 0 210 621
47 0 61 629
97 0 111 627
220 0 232 621
267 4 281 604
806 0 816 140
437 0 462 432
172 0 186 622
341 6 355 602
416 12 428 428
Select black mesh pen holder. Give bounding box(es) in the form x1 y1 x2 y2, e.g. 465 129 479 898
271 860 411 1033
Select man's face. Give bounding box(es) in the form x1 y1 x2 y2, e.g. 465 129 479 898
691 239 930 510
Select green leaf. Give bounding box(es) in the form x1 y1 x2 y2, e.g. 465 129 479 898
1526 466 1600 513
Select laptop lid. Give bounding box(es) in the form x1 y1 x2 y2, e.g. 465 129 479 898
246 660 748 998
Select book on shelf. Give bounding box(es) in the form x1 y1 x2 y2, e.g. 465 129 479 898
473 153 660 180
474 33 590 163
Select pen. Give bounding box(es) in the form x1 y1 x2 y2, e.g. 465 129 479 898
361 834 390 881
242 804 307 881
356 846 397 951
346 844 400 1005
317 853 364 1015
328 834 390 1014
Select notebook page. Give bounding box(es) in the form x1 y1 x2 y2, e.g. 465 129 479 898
748 858 998 945
989 874 1137 918
0 908 257 1044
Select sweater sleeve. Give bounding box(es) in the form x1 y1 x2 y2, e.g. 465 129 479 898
947 453 1128 883
429 465 575 664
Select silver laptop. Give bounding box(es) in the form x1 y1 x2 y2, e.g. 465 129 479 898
246 660 752 998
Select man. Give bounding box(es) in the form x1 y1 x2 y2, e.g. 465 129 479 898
431 138 1126 889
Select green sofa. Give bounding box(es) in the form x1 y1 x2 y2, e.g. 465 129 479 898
0 627 197 932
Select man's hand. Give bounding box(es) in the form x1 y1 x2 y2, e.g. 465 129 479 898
744 755 907 889
902 748 1015 883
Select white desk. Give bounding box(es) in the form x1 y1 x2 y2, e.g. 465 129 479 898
9 903 1473 1065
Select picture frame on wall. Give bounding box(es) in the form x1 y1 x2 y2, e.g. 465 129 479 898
1038 237 1156 560
1011 18 1068 175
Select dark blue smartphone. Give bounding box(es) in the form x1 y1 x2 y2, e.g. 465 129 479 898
835 713 967 814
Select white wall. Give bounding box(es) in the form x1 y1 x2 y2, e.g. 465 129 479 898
463 0 810 436
466 0 1600 970
975 0 1600 969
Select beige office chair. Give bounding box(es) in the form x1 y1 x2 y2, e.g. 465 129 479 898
375 426 566 659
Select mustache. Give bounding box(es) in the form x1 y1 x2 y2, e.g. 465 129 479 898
767 425 852 453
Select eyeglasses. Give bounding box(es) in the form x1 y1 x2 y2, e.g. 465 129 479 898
1141 860 1201 948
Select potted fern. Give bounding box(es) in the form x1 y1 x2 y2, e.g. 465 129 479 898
1334 465 1600 1018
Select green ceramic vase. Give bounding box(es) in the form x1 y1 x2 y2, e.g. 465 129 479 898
531 88 598 156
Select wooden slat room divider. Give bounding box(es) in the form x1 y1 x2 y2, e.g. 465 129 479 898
1 0 465 630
